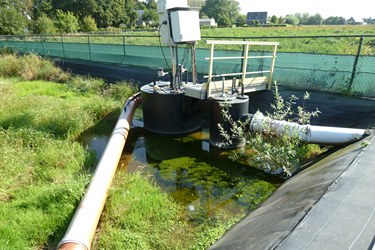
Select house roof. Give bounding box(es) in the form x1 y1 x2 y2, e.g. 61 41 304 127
247 12 268 20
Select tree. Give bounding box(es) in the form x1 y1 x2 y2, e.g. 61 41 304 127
324 16 346 25
0 0 33 35
218 15 231 27
285 16 299 25
55 10 79 33
33 14 56 34
80 15 98 32
236 14 246 26
142 9 158 23
307 13 323 25
201 0 240 27
146 0 157 9
363 17 375 25
135 0 147 10
187 0 206 7
0 6 28 35
278 16 284 24
270 15 278 24
125 0 139 28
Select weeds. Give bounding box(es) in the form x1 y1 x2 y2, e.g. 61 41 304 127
0 52 70 82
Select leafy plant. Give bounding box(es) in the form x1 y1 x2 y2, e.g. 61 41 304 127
55 10 79 34
80 15 98 32
219 82 322 177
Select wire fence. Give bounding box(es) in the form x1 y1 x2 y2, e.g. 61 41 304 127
0 34 374 97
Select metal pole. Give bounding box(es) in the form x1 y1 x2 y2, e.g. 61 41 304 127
176 45 181 89
348 36 364 94
191 43 197 84
170 46 176 90
24 35 28 53
40 35 45 56
268 44 278 90
61 35 66 58
241 44 249 84
88 36 92 61
123 36 126 56
11 36 15 50
241 38 246 73
207 43 215 98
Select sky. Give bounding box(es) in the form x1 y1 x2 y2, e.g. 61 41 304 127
237 0 375 19
146 0 375 20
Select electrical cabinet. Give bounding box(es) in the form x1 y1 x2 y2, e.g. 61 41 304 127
170 11 201 43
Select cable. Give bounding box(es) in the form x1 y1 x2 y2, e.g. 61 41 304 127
158 22 170 70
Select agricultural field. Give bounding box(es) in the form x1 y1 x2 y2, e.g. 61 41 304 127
4 25 373 56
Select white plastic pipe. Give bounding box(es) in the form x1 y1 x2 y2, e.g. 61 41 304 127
250 112 367 145
57 93 142 250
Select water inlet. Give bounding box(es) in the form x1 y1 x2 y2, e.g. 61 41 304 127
57 93 142 250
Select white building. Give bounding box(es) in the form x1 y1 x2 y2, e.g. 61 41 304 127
199 18 217 26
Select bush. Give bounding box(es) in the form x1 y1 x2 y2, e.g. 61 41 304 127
55 10 79 34
33 14 56 34
119 23 127 30
220 82 321 177
80 15 98 32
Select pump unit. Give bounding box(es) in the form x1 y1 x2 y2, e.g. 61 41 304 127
170 10 200 43
157 0 200 46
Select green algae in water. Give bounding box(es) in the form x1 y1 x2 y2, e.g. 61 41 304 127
122 126 281 223
158 157 276 215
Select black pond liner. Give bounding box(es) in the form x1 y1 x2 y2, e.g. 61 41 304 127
208 131 375 250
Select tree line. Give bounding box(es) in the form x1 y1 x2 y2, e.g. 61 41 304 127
0 0 158 35
0 0 373 35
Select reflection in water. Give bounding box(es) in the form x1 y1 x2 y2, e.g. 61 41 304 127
118 120 282 221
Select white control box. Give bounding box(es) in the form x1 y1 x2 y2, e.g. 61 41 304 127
170 10 201 43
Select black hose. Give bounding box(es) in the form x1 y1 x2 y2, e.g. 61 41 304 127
124 92 142 112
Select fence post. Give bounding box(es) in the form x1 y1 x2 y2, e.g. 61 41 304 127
88 35 92 61
40 35 45 55
241 37 246 73
11 36 15 50
61 35 66 58
347 36 364 94
123 36 126 56
24 35 28 53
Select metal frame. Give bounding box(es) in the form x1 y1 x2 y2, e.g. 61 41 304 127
205 40 279 98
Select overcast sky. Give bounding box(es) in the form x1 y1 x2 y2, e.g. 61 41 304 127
237 0 374 19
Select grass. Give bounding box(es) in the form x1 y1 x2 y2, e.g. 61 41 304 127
92 169 246 250
3 25 374 55
0 53 138 249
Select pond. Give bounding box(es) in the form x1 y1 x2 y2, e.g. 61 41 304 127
84 108 282 222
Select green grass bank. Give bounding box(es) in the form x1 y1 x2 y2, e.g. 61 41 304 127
0 53 252 249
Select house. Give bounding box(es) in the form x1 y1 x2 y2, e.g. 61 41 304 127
246 12 268 25
199 18 217 26
348 17 366 25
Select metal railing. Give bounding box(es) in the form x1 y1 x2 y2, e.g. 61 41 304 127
204 40 279 97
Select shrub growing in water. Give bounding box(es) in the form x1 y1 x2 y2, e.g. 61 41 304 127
219 82 322 177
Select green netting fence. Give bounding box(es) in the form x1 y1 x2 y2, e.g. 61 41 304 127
1 34 374 97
